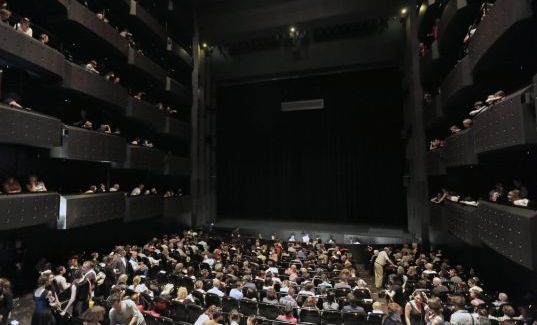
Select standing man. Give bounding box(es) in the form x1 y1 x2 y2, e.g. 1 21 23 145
374 247 395 288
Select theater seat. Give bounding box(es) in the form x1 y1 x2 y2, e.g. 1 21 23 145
258 302 281 320
239 299 258 316
171 301 188 322
205 293 222 307
322 310 343 324
222 296 240 312
342 311 366 325
187 303 204 323
299 308 321 324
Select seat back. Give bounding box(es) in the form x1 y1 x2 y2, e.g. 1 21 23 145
171 301 188 322
300 308 321 324
258 302 281 320
222 296 240 312
322 310 343 324
342 311 366 325
239 299 258 316
205 292 222 307
187 303 204 323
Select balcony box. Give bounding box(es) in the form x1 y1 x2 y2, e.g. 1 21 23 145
477 201 537 270
166 38 192 70
474 86 537 154
127 47 166 85
443 128 478 167
115 145 165 171
163 155 191 177
157 117 191 141
445 202 480 246
163 196 192 226
125 97 165 129
62 62 129 109
50 125 126 163
58 192 125 229
164 77 192 107
127 0 167 43
0 22 64 78
426 148 446 176
0 193 60 230
0 104 62 148
125 195 163 221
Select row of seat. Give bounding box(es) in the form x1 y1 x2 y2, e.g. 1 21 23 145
426 82 537 174
429 200 537 270
0 193 192 231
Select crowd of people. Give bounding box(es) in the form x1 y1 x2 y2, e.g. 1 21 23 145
0 228 533 325
430 179 531 208
1 176 47 195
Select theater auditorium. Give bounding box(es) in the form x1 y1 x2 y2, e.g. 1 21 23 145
0 0 537 324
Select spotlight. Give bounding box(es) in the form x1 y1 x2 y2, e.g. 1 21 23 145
289 26 296 33
419 3 427 15
401 7 408 15
202 42 208 48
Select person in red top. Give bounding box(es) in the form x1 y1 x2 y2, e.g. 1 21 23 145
276 306 297 325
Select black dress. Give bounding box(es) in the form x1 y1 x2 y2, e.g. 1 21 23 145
31 288 56 325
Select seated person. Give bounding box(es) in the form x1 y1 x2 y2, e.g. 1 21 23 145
507 190 529 207
462 118 472 129
342 296 365 314
485 90 505 106
133 92 145 100
131 137 140 145
163 190 174 198
85 185 97 194
3 177 22 194
97 184 107 193
95 11 109 23
449 125 461 134
142 139 153 148
109 184 120 192
3 94 28 110
150 188 157 195
469 101 487 116
276 305 297 324
429 139 444 150
489 182 505 202
430 188 448 204
15 17 32 37
130 184 144 196
85 60 100 74
39 33 49 45
512 179 528 198
98 124 111 134
104 72 120 84
0 8 11 24
26 175 47 192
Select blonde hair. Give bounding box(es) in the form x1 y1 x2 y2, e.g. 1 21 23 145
117 274 128 285
176 287 188 300
132 275 141 286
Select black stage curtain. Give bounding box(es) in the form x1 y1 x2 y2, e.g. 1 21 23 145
216 68 405 225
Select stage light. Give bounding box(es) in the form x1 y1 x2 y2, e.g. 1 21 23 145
202 42 208 48
289 26 296 33
419 3 427 15
401 7 408 15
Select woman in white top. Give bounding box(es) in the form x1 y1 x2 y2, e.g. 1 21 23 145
15 17 33 37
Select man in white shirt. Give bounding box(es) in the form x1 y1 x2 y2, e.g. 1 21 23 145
374 247 395 288
15 17 33 37
85 60 100 74
130 184 144 196
207 279 225 297
53 266 70 292
229 282 244 300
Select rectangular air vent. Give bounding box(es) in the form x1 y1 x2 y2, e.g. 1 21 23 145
281 99 324 112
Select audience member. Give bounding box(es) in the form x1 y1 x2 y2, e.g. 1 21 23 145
85 60 100 74
0 8 10 24
26 175 47 193
15 17 32 37
276 305 297 324
2 177 21 194
107 294 145 325
130 184 144 196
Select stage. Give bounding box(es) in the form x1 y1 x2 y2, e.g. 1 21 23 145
214 218 412 245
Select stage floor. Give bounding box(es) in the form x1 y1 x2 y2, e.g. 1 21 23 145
215 218 412 245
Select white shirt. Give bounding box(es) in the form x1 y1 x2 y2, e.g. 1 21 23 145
374 251 391 266
207 287 225 297
194 314 210 325
54 275 70 291
130 187 142 196
15 24 33 37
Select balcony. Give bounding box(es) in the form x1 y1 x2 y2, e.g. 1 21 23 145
444 202 481 246
0 22 65 78
437 0 480 59
58 192 126 229
157 117 191 141
49 125 126 163
58 0 129 57
426 148 446 175
163 155 191 177
440 56 480 111
163 196 192 226
423 96 443 127
62 62 129 109
166 38 193 71
125 97 165 129
114 145 165 171
468 0 535 74
0 104 62 149
127 0 167 43
125 195 163 221
443 128 478 167
164 77 192 107
477 201 537 270
127 47 167 85
473 86 537 154
0 193 60 231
